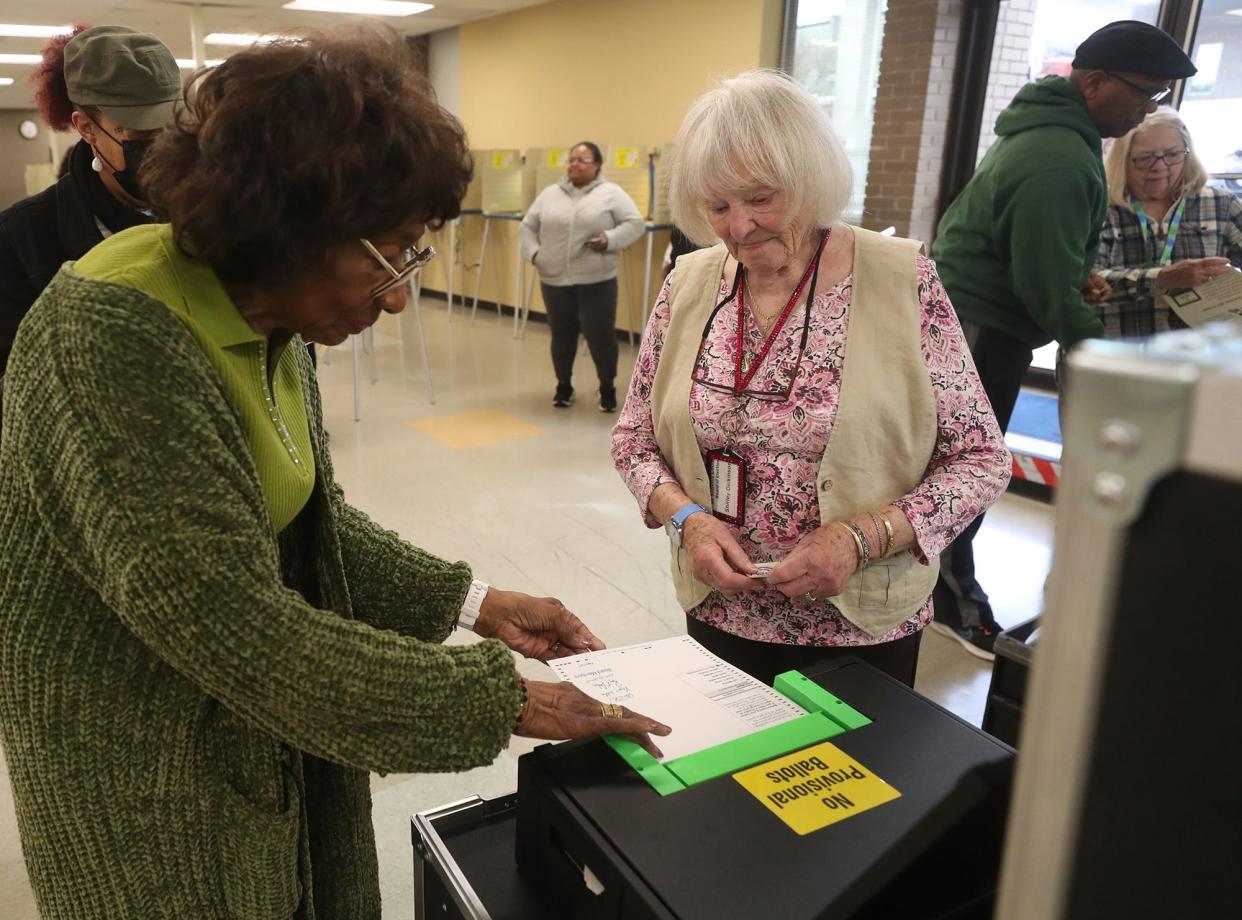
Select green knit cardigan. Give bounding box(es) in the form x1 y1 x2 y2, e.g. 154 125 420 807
0 266 523 918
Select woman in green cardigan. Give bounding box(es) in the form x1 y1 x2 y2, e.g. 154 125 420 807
0 32 667 919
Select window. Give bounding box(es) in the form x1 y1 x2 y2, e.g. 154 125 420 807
976 0 1160 166
1179 1 1242 180
785 0 887 222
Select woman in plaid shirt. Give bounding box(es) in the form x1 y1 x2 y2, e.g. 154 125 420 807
1094 107 1242 337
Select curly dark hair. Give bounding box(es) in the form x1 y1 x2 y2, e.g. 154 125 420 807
30 25 91 131
141 30 473 286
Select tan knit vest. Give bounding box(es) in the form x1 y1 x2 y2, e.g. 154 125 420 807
650 227 939 638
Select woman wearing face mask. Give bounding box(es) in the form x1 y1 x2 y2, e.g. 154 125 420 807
1094 107 1242 337
0 24 178 379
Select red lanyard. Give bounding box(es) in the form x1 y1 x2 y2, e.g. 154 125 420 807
734 231 827 393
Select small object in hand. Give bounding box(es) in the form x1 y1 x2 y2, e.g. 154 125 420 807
748 562 776 579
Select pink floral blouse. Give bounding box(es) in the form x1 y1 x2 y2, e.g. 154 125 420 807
611 254 1011 647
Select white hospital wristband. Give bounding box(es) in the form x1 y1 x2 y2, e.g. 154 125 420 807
457 579 490 631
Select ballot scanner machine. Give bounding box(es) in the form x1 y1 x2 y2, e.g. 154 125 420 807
413 658 1014 920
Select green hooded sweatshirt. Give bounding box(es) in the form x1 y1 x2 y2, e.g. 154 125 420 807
933 76 1107 349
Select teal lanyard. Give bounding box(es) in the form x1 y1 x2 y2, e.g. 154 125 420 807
1132 197 1186 267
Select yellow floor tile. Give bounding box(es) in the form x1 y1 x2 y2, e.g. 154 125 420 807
406 408 548 449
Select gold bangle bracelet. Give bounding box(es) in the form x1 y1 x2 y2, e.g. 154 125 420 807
879 510 896 558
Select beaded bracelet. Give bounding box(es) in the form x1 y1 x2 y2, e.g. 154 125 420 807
865 511 888 558
514 678 530 732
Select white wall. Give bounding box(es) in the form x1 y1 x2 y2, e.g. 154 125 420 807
428 27 460 116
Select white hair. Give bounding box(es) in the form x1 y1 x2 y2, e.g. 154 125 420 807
669 69 853 246
1104 106 1208 210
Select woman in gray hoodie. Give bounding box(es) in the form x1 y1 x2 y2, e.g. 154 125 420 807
521 141 644 410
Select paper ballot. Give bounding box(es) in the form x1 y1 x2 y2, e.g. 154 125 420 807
548 636 806 761
1164 269 1242 328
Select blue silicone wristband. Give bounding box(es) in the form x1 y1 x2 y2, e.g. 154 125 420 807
672 503 706 526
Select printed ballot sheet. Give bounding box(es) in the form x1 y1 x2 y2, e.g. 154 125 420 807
548 636 806 761
1164 269 1242 327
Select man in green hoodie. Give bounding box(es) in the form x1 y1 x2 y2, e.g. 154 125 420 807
930 21 1196 657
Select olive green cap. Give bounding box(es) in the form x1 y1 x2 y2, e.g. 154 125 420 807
63 25 180 131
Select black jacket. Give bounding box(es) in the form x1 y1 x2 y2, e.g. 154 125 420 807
0 140 151 376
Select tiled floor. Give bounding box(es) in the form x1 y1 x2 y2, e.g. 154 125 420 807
0 295 1054 918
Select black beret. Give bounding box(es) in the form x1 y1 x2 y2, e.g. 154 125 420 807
1073 20 1197 79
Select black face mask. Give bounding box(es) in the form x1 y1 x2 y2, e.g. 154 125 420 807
112 138 153 201
90 118 153 203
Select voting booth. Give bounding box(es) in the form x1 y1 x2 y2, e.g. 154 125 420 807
413 658 1013 919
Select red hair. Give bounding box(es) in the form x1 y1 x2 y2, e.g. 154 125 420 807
30 24 90 131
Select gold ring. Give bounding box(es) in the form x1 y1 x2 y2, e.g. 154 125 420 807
602 703 622 719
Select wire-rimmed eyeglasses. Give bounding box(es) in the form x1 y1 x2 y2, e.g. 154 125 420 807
1129 148 1188 170
1108 72 1173 104
361 239 437 299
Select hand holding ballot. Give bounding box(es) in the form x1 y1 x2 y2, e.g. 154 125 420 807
517 680 672 758
1163 267 1242 328
1157 257 1232 293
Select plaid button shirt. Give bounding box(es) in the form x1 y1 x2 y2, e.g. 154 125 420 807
1094 186 1242 338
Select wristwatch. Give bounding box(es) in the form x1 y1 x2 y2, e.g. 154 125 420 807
664 503 706 548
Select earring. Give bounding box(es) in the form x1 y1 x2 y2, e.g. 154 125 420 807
91 155 103 173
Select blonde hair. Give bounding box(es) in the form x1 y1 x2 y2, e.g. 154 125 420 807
669 69 852 246
1105 107 1208 210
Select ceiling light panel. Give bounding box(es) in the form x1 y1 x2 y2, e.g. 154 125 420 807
282 1 434 14
0 54 43 64
0 24 74 38
204 33 281 46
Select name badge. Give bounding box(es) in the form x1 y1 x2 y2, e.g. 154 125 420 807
707 449 746 525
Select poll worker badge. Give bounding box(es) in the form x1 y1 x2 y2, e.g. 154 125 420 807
706 449 746 525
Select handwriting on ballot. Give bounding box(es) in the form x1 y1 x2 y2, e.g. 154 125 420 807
733 741 901 835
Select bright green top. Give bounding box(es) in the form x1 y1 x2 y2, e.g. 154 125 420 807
75 224 315 533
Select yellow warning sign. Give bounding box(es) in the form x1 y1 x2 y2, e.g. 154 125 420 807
491 150 516 170
733 741 900 836
546 149 568 169
612 146 641 169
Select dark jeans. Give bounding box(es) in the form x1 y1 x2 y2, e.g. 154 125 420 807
933 321 1032 629
541 278 618 389
686 615 923 688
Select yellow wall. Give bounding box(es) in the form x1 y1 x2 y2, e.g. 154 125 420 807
419 0 783 332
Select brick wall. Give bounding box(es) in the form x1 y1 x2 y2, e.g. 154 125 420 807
861 0 965 244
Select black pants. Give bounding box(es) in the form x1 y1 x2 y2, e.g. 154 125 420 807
686 615 923 688
933 321 1032 629
541 279 618 389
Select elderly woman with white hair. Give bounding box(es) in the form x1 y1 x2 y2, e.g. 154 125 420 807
1094 106 1242 337
610 70 1011 686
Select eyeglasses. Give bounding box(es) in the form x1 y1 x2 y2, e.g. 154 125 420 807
689 273 814 405
1108 72 1173 104
567 157 597 165
1129 148 1188 170
360 239 436 299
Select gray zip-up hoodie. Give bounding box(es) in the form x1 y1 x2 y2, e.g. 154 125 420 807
520 175 645 287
